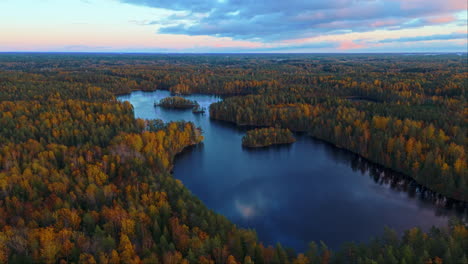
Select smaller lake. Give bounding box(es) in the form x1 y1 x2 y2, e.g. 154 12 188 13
118 90 466 252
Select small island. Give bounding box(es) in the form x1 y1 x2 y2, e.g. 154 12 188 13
242 127 296 148
192 105 206 114
155 96 199 109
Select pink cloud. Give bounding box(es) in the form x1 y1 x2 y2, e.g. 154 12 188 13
370 19 402 28
281 37 314 45
425 15 457 24
338 40 365 50
455 29 468 34
211 40 262 49
445 0 468 9
395 0 467 11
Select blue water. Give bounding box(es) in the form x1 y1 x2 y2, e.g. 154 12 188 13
118 90 464 252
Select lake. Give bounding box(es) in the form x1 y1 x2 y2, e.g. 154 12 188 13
118 90 466 252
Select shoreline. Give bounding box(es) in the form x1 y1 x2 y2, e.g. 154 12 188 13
119 90 468 205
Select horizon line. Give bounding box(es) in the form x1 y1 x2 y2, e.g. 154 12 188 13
0 51 467 55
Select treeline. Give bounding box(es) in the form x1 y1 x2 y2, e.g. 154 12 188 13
2 54 464 101
330 224 468 264
242 127 295 148
210 93 467 201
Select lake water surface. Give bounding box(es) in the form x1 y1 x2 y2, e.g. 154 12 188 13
118 90 465 252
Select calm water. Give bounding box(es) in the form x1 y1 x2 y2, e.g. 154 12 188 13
118 90 465 252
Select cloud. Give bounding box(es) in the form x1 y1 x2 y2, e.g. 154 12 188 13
362 39 468 52
424 15 457 24
235 200 256 219
379 33 467 43
121 0 467 41
62 45 111 50
338 40 366 50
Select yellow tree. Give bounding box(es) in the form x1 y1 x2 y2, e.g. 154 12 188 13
39 227 61 264
293 253 311 264
226 255 238 264
119 234 137 263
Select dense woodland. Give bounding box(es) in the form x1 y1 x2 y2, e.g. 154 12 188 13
242 128 295 148
157 97 199 109
0 53 466 263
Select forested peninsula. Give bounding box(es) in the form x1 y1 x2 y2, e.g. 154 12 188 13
242 128 296 148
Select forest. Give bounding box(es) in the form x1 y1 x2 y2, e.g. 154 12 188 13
156 97 199 109
0 53 466 263
242 128 295 148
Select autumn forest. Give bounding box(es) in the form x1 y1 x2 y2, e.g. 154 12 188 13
0 53 466 264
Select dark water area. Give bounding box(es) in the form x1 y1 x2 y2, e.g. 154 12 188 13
118 90 466 252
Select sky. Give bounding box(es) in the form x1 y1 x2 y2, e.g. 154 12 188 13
0 0 467 53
